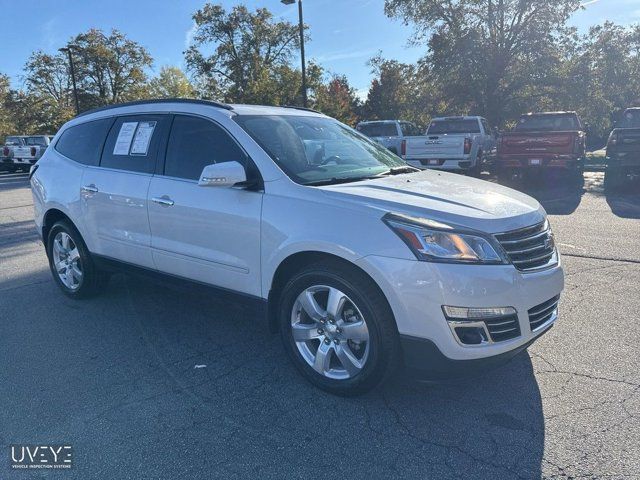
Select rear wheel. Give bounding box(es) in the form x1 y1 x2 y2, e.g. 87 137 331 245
604 169 627 191
469 150 483 177
46 220 109 298
278 261 400 396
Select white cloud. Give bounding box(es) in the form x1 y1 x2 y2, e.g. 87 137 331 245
41 17 59 51
184 22 197 49
315 48 376 63
580 0 600 6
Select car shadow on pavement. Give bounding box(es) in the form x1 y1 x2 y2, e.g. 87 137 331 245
492 172 585 215
0 269 545 478
605 183 640 219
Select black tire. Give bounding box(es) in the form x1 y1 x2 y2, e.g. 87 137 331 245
278 260 400 396
46 220 109 299
604 170 622 191
469 151 483 177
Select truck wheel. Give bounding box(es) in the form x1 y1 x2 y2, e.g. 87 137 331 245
278 260 400 396
469 151 483 177
46 220 109 299
604 170 622 191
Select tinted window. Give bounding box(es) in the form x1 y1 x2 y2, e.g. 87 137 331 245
164 115 246 180
619 110 640 128
5 136 24 146
357 123 399 137
427 119 481 134
25 136 48 146
515 114 580 131
101 115 167 173
481 119 492 134
400 122 421 136
55 118 113 166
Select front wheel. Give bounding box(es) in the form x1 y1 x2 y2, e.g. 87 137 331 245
278 261 400 396
46 220 109 298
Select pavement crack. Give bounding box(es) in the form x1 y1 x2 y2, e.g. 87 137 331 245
561 252 640 265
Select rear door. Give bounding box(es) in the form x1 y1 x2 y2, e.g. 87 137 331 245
147 114 263 297
81 114 170 269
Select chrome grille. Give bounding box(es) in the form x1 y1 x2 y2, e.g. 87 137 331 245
495 221 557 271
484 314 521 342
528 295 560 331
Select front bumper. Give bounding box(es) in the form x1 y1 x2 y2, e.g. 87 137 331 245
400 326 552 379
355 255 564 371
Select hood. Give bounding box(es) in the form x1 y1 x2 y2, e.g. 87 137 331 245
318 170 545 233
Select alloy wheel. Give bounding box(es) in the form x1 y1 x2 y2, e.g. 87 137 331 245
52 231 83 290
290 285 370 380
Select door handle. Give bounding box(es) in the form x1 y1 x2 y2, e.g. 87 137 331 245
152 196 175 207
81 184 98 194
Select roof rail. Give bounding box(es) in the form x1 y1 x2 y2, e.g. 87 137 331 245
282 105 324 115
76 98 234 118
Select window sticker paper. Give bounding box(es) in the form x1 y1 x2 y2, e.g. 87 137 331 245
113 122 138 155
130 121 157 156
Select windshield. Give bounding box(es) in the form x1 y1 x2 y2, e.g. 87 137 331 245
235 115 407 185
25 136 48 146
356 122 398 137
5 136 23 146
619 110 640 128
515 114 580 131
427 119 480 134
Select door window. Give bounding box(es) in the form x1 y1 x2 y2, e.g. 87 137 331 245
55 118 114 166
164 115 246 181
100 115 168 173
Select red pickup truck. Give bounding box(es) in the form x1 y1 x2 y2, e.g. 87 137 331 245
496 112 586 180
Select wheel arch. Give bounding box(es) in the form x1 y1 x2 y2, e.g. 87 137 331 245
266 250 393 334
42 208 76 245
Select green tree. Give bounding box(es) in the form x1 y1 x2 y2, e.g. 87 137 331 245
148 66 196 98
22 51 76 131
385 0 581 125
314 74 361 125
185 3 304 104
68 28 153 108
0 74 17 139
362 56 433 126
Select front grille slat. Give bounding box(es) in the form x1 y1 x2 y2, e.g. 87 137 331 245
484 314 521 342
495 221 557 272
528 295 560 331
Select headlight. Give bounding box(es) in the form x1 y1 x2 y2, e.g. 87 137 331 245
384 214 506 264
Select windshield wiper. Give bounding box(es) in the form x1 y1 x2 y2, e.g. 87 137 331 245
304 175 382 186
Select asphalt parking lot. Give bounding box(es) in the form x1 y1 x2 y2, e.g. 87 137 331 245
0 170 638 479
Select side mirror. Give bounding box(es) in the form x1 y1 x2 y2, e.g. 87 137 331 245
198 161 247 187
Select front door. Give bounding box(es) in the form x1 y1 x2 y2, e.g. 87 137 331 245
147 114 263 297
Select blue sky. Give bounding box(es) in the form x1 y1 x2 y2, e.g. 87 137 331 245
1 0 639 98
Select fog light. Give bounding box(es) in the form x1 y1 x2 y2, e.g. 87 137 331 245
454 326 488 345
443 306 516 319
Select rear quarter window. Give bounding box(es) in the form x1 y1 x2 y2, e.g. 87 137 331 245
55 118 114 166
357 123 399 137
100 115 169 174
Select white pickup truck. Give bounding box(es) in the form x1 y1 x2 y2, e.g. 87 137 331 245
356 120 423 157
2 135 53 172
404 116 495 175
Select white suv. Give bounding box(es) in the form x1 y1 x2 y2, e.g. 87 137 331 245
30 100 564 395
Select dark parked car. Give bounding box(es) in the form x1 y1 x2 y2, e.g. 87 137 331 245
605 108 640 189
